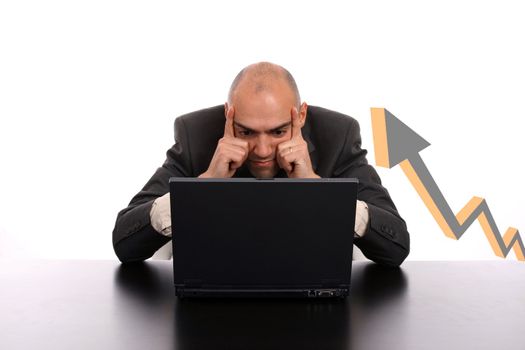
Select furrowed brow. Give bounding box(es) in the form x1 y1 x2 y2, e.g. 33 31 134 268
233 122 254 132
233 121 292 133
269 122 292 132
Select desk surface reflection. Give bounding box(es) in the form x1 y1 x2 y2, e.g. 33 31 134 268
1 260 524 350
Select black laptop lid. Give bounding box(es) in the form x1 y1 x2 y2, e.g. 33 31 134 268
169 178 358 289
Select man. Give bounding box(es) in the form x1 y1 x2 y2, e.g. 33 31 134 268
113 62 410 266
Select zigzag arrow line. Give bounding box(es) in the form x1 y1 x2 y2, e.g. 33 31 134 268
371 108 524 261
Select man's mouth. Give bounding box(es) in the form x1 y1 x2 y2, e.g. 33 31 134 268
251 159 274 167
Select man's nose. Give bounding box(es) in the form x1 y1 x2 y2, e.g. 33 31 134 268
252 135 273 159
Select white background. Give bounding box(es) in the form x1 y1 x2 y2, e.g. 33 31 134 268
1 0 523 260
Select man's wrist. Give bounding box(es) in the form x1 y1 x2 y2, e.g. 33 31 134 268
150 193 172 237
354 200 369 238
198 170 215 178
290 169 319 178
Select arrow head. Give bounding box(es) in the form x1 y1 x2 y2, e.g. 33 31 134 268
371 108 430 168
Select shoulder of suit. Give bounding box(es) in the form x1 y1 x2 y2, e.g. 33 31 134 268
176 105 224 124
307 105 359 130
173 105 224 135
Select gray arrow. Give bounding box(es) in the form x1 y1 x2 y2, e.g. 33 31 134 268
373 108 524 259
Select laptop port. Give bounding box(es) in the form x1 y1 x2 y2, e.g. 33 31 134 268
316 290 335 297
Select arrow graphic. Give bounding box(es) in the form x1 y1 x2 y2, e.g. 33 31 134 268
371 108 524 261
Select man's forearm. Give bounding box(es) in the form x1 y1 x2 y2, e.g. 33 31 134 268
113 224 171 263
354 203 410 267
113 200 170 263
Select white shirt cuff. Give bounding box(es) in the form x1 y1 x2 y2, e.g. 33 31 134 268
150 192 172 237
354 200 369 238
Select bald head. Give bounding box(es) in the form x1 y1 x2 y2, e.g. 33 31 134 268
227 62 301 108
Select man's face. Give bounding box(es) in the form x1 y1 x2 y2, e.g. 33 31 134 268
228 83 306 178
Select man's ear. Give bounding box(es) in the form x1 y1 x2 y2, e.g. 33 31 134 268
224 102 229 117
299 102 308 126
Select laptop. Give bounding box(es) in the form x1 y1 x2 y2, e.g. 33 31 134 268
169 177 358 298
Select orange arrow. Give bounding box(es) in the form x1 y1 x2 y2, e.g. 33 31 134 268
371 108 524 261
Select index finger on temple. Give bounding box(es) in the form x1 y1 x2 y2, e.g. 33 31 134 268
224 106 235 137
291 106 302 139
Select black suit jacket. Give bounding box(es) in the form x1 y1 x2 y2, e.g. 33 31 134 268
113 105 410 266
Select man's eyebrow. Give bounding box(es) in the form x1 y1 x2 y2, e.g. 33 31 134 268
269 122 292 132
233 121 292 132
233 122 253 131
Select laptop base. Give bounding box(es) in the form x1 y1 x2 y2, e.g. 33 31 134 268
175 287 349 299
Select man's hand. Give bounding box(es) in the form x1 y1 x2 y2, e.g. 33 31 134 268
199 107 249 178
276 107 319 178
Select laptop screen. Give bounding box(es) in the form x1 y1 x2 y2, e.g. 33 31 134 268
169 178 358 292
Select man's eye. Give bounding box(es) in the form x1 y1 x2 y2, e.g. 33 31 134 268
239 130 252 136
273 130 285 136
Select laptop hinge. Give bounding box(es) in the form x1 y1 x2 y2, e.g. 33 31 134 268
321 279 342 287
183 279 204 287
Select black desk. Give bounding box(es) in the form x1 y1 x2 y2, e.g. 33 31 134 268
1 260 524 349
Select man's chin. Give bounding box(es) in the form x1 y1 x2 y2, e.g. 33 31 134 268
248 165 278 179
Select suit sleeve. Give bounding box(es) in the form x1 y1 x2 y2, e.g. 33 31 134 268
334 118 410 267
112 117 193 263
